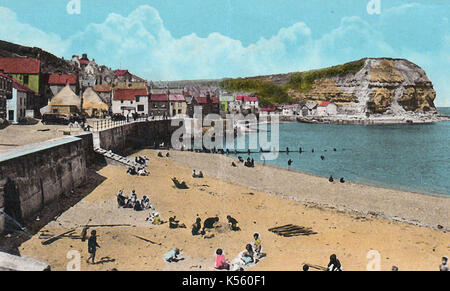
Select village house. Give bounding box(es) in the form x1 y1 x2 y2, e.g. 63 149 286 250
259 106 278 117
282 104 300 116
46 73 78 100
114 70 133 83
301 101 318 116
169 89 187 117
195 96 219 116
112 88 149 117
149 88 170 117
48 85 81 115
6 79 36 123
82 87 109 118
219 93 235 115
0 71 13 120
94 84 113 110
317 101 338 116
0 57 41 112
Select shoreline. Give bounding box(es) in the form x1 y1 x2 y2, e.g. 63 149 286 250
168 151 450 231
17 149 450 271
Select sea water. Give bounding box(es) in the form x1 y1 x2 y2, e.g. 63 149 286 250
227 107 450 197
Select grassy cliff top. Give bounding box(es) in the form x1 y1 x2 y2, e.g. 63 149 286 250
219 59 365 105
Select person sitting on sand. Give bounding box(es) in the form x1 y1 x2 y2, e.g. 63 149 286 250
241 244 255 265
152 211 162 225
238 156 244 163
172 177 188 189
302 264 309 271
340 177 345 183
134 199 143 211
192 217 202 236
329 176 334 183
166 152 170 158
127 166 137 175
138 167 148 176
392 266 399 271
117 190 127 207
215 249 230 270
158 152 163 157
141 196 151 209
440 256 449 271
227 215 240 231
169 216 186 229
202 217 219 234
252 233 263 257
198 171 204 178
327 254 342 271
232 162 237 167
164 248 182 263
192 170 197 177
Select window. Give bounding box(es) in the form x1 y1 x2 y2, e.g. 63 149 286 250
136 96 140 103
121 100 124 104
137 105 144 112
23 75 29 85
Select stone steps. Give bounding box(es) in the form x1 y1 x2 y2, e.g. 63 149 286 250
94 147 139 168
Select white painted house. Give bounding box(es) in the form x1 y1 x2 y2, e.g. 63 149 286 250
317 101 338 116
112 88 149 116
6 80 34 123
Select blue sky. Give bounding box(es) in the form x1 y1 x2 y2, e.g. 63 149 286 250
0 0 449 106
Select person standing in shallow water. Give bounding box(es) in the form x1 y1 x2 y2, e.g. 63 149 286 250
87 230 101 264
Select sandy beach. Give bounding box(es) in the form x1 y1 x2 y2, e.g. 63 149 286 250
19 149 450 271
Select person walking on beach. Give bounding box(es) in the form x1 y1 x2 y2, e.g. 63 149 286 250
87 230 100 264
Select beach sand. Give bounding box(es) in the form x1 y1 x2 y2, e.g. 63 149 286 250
19 150 450 271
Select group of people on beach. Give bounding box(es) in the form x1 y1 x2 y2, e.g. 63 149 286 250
191 215 240 236
117 190 153 212
214 233 265 271
127 155 149 176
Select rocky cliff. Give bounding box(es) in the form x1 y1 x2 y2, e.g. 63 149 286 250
221 58 438 115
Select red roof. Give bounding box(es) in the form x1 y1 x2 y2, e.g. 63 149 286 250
236 95 258 102
151 94 169 101
169 94 185 102
197 97 219 104
94 85 112 92
48 74 77 85
260 107 277 112
12 79 35 94
0 57 40 74
319 101 331 107
113 88 148 101
114 70 129 77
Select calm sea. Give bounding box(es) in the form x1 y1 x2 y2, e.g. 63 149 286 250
227 107 450 197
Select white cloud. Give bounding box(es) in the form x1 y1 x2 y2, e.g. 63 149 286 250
0 7 70 56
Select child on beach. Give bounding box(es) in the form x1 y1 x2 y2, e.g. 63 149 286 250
241 244 255 265
192 218 202 235
215 249 230 270
87 230 100 264
252 233 263 257
327 254 342 271
164 248 182 263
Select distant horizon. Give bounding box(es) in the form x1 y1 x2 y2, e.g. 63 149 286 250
0 0 449 106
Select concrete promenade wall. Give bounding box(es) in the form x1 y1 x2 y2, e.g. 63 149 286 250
97 120 178 154
0 133 93 233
